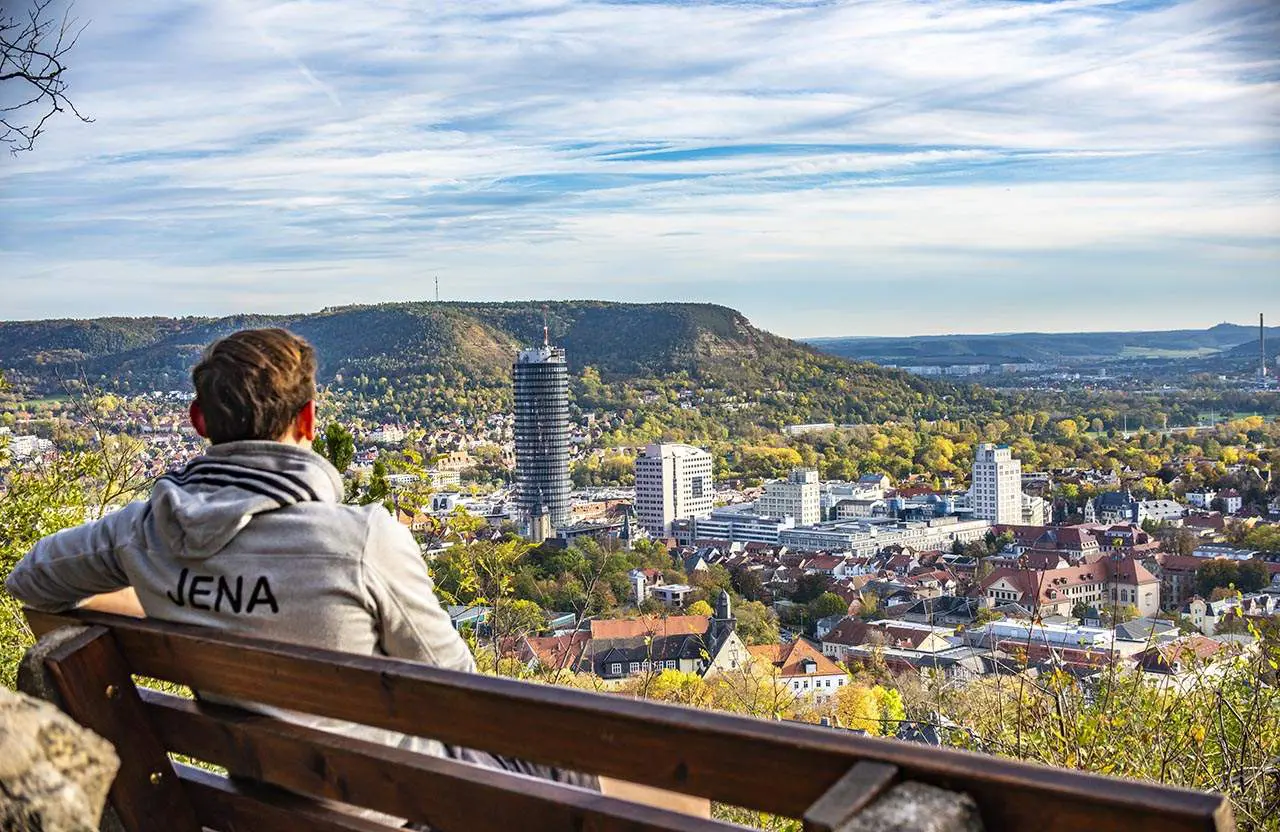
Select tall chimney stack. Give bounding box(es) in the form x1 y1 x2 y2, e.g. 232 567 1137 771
1263 313 1268 380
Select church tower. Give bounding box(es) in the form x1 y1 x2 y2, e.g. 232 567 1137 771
711 590 736 643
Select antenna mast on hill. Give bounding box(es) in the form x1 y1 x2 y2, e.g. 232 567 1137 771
435 274 440 303
542 305 550 348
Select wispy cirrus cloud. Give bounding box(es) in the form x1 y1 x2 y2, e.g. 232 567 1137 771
0 0 1277 335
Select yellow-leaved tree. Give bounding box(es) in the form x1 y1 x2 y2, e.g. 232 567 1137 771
686 599 714 617
833 683 882 734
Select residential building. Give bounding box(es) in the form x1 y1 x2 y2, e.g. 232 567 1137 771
1091 524 1160 556
1090 491 1137 524
1186 490 1216 509
858 473 893 493
367 425 407 445
899 596 982 626
395 507 433 533
508 593 752 680
513 342 571 540
995 524 1102 562
649 584 695 609
1184 512 1226 536
746 640 848 701
971 444 1022 525
821 619 955 661
433 450 476 472
427 468 462 488
1158 555 1207 609
628 568 664 605
1133 635 1233 676
1087 491 1183 526
1219 489 1243 514
755 468 821 525
583 593 747 679
1184 594 1279 636
1021 493 1052 526
634 443 715 537
7 434 53 461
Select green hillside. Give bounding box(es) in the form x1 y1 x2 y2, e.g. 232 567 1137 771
0 301 1008 430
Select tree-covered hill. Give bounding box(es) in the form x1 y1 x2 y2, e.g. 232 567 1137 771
0 301 1010 429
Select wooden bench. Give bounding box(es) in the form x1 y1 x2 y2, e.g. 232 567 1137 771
21 609 1234 832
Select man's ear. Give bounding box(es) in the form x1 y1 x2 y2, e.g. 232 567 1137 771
189 400 209 438
296 400 317 443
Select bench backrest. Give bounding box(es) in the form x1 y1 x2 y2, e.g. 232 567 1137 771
24 609 1233 832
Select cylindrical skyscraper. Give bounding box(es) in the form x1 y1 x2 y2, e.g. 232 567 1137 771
513 342 571 540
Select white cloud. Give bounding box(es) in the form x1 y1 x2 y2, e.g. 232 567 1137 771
0 0 1277 334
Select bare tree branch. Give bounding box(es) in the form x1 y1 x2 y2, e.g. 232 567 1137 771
0 0 91 153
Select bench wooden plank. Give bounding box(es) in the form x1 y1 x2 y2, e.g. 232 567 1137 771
40 625 202 832
802 762 899 832
27 610 1234 832
176 763 398 832
145 689 738 832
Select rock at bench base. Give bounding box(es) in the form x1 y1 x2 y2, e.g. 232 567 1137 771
843 782 984 832
0 686 120 832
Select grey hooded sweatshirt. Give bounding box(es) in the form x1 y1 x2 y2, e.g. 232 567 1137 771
6 440 476 766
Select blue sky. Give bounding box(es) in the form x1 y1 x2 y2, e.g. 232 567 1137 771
0 0 1277 337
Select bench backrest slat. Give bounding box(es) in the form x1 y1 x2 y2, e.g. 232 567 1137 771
146 688 736 832
26 609 1232 832
176 763 397 832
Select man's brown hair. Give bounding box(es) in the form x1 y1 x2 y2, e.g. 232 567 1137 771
192 328 317 444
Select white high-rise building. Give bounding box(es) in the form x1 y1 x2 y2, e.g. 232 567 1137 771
634 443 714 537
971 444 1023 525
755 468 821 525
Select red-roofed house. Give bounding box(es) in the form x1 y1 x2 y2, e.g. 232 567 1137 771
1184 513 1226 534
978 554 1160 617
994 524 1050 553
882 553 917 576
821 619 953 660
1108 556 1161 616
589 615 709 641
506 605 753 681
1134 635 1230 675
801 554 847 576
510 632 592 673
747 640 849 700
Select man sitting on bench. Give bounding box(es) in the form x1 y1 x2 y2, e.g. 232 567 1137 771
7 327 648 827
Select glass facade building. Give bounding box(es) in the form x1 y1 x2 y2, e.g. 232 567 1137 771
513 345 571 537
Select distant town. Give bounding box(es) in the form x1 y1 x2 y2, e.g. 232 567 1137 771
4 334 1277 710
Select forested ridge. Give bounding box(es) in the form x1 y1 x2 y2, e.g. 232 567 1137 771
0 301 1016 428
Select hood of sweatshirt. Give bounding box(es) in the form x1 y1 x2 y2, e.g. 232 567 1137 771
149 441 344 559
